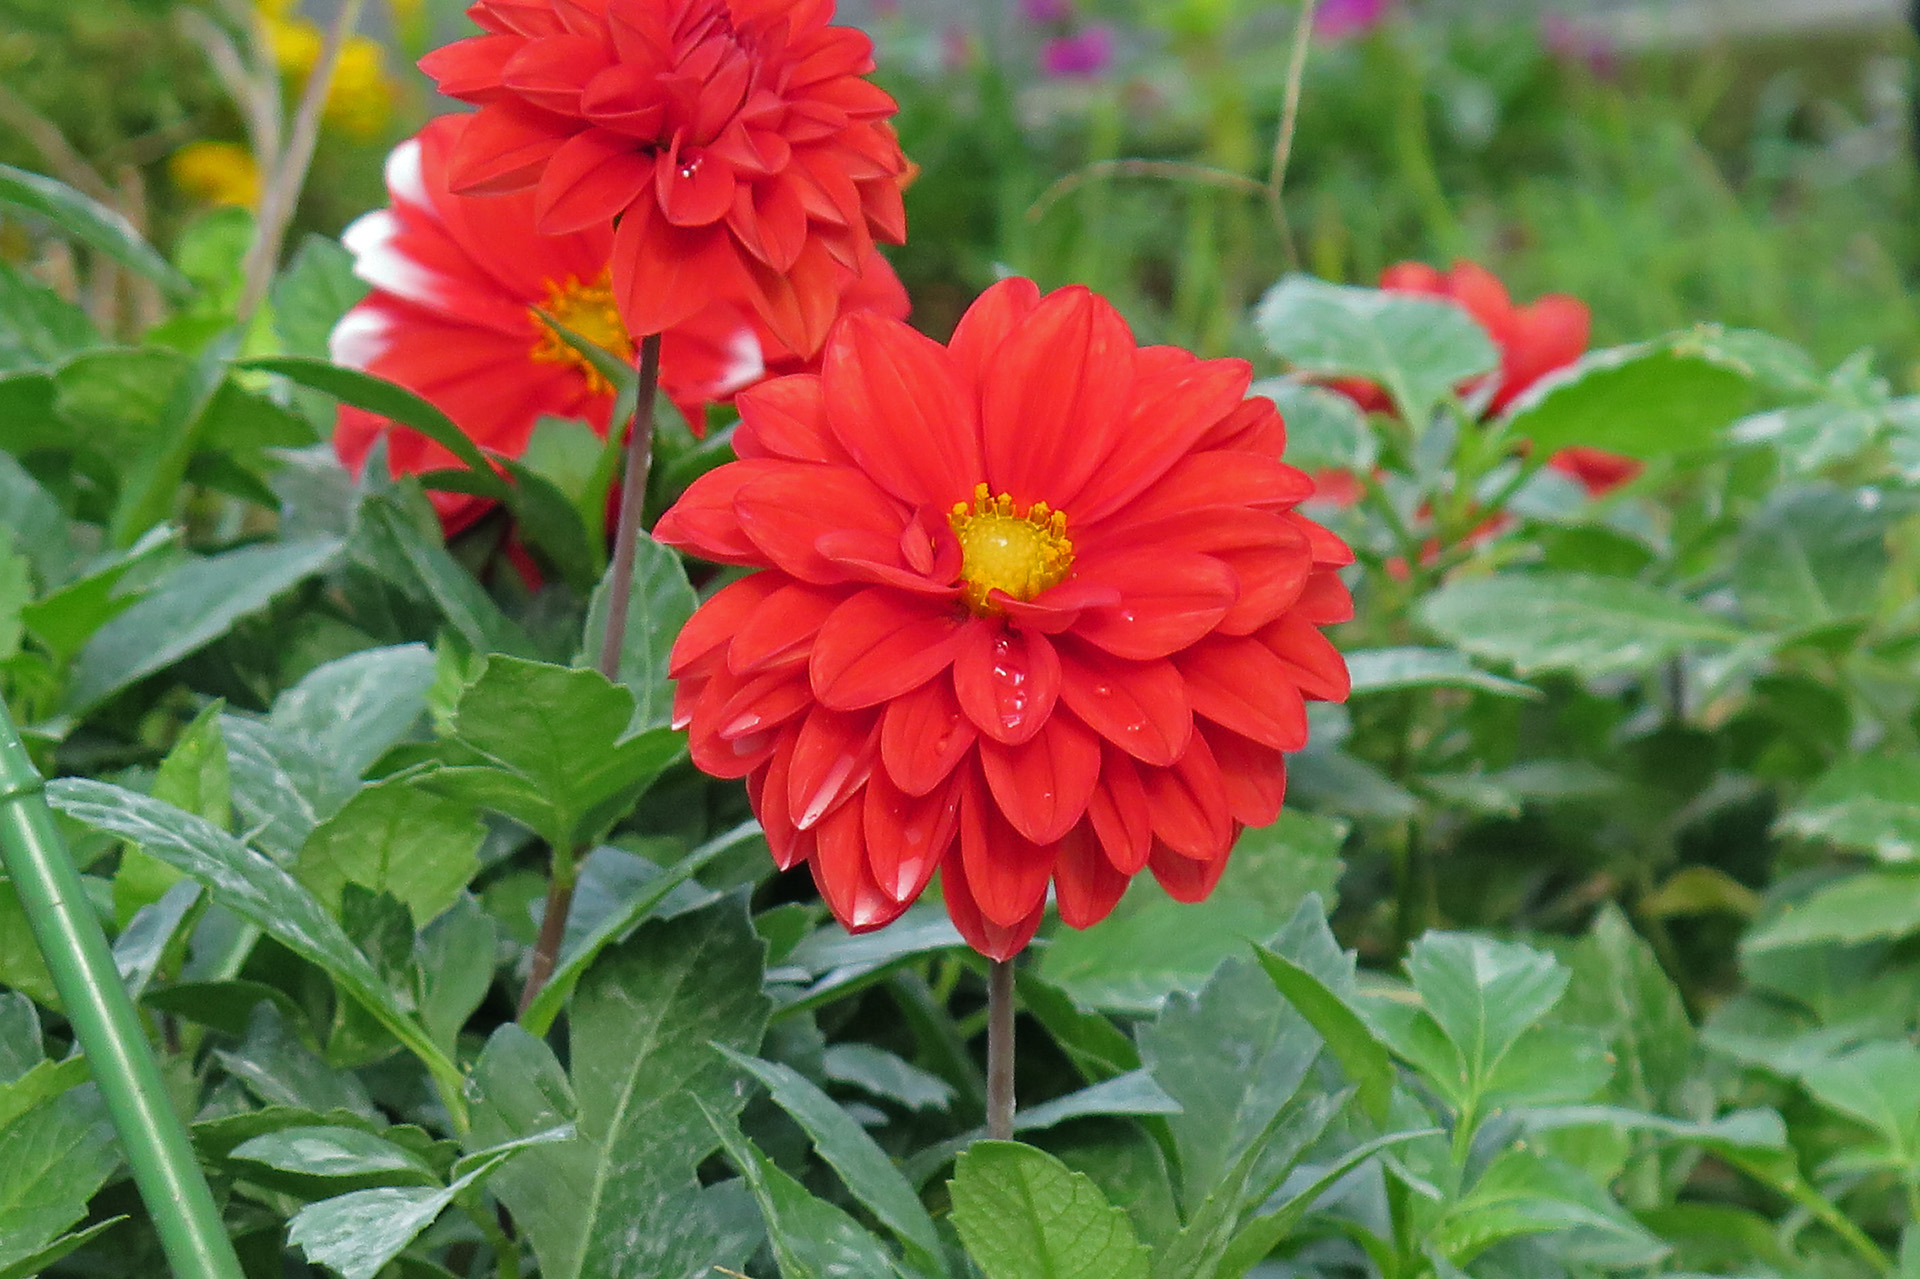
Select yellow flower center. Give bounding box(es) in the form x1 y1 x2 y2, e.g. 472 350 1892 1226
529 271 635 396
948 483 1075 615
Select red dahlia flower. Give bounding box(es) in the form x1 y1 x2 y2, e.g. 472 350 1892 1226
419 0 911 357
1324 260 1640 501
330 114 907 534
655 280 1353 959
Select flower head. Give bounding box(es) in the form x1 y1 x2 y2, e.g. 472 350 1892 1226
330 115 907 534
169 142 262 208
419 0 912 357
655 280 1353 959
1314 0 1390 40
1041 25 1115 80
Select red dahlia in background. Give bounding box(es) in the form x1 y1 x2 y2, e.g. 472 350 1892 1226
1324 259 1640 500
656 280 1353 959
330 114 907 534
420 0 911 356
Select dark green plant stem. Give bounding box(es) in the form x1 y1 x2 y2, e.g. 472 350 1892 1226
986 957 1016 1141
519 332 664 1018
0 704 246 1279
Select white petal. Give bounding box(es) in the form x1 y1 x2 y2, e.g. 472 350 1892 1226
329 306 390 370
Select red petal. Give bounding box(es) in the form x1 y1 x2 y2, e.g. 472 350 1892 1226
960 774 1058 928
879 676 976 797
443 100 569 196
653 461 772 566
669 571 779 678
656 143 738 227
809 589 966 710
977 712 1100 845
1291 570 1355 626
734 373 849 465
952 624 1061 747
712 668 811 741
1113 451 1314 530
997 578 1122 635
1177 637 1310 751
786 707 878 830
418 33 521 100
1148 840 1231 904
733 462 908 585
1207 727 1288 828
940 853 1044 962
979 286 1136 508
728 580 844 675
610 200 743 338
1053 823 1130 929
534 129 652 234
741 237 844 358
1087 745 1153 874
1283 511 1357 569
1055 639 1191 767
863 771 960 903
749 742 806 869
1257 614 1351 703
1071 550 1236 661
1141 732 1234 862
686 667 781 777
948 277 1041 387
1075 356 1254 525
811 800 911 932
821 311 981 508
500 34 608 114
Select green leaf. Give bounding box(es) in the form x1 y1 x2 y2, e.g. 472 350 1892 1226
230 1125 436 1183
1800 1041 1920 1159
822 1044 954 1113
577 531 697 732
1432 1148 1668 1269
241 357 503 487
115 699 228 922
1557 905 1694 1112
349 489 536 657
703 1100 903 1279
951 1141 1151 1279
270 644 438 778
1040 811 1345 1014
498 456 602 590
0 882 59 1007
522 824 756 1035
0 453 71 587
0 541 27 662
216 1003 378 1119
295 778 483 926
413 894 498 1054
1778 755 1920 862
0 163 191 299
0 1084 119 1273
1140 955 1320 1216
222 714 358 861
272 235 368 359
0 1218 123 1279
429 656 682 851
1344 647 1538 699
66 538 342 712
1744 871 1920 951
47 781 463 1113
107 335 246 547
1256 908 1392 1123
1254 275 1498 427
21 525 177 668
1733 485 1896 629
1252 379 1377 472
0 1057 90 1133
1732 402 1883 473
288 1129 569 1279
1416 572 1744 679
1498 329 1756 459
1015 969 1142 1084
1013 1070 1183 1132
467 896 771 1279
0 260 96 371
1402 932 1570 1106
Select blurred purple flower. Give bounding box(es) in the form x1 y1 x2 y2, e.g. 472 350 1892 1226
1021 0 1075 24
1314 0 1389 39
1541 15 1617 76
1041 24 1115 79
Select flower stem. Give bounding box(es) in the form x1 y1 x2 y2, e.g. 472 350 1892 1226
0 704 246 1279
986 957 1017 1140
596 331 665 681
517 333 663 1018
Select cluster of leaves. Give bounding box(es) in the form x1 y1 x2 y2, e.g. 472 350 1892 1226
7 50 1920 1279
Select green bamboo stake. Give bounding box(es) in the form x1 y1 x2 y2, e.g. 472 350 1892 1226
0 703 246 1279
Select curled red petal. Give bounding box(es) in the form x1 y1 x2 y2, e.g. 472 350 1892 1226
1086 744 1152 875
960 772 1059 928
940 852 1044 962
1148 839 1232 904
1177 637 1310 752
1140 731 1234 863
879 675 976 797
863 770 961 904
811 799 912 933
1053 822 1130 930
977 711 1100 845
810 590 967 710
786 707 879 831
1054 640 1190 768
952 624 1061 748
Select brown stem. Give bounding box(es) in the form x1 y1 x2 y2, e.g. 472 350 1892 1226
986 957 1017 1141
1265 0 1319 268
595 332 665 680
517 866 576 1019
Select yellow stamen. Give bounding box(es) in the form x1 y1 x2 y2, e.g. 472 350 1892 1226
529 270 635 396
948 482 1074 615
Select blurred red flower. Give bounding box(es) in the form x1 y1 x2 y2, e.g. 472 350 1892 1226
1324 259 1641 505
330 115 907 535
419 0 911 356
655 280 1353 959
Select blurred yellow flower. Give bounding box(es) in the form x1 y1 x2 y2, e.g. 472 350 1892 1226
324 36 396 140
169 142 262 208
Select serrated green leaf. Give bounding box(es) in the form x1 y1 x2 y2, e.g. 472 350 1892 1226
1255 928 1392 1122
1417 572 1744 678
1743 871 1920 951
1404 933 1569 1106
231 1125 436 1183
20 524 175 666
1800 1041 1920 1159
1778 755 1920 862
66 538 342 712
0 1217 122 1279
1254 275 1498 427
222 713 358 861
296 778 482 927
1252 379 1378 472
951 1141 1151 1279
0 1084 118 1274
115 700 227 922
1432 1148 1668 1269
1733 485 1897 629
822 1044 956 1113
348 489 536 657
269 644 438 778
